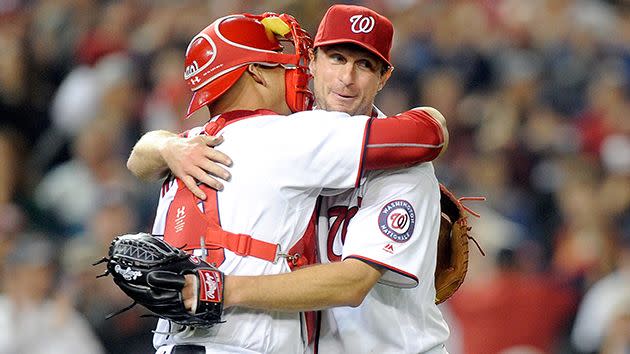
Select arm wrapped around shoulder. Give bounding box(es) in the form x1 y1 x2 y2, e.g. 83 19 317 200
434 185 484 304
364 107 448 171
102 233 224 327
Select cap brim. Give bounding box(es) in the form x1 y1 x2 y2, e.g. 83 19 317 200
314 38 392 67
186 66 248 119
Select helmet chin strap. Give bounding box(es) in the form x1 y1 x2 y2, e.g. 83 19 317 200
284 67 313 112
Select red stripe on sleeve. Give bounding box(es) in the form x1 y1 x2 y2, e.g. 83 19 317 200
354 118 373 187
345 254 419 286
363 109 444 171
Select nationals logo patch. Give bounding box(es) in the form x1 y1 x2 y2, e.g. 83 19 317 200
378 200 415 243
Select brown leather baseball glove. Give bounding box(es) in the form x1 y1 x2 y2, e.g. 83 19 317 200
434 184 484 304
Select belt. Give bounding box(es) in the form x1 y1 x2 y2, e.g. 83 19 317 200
171 345 206 354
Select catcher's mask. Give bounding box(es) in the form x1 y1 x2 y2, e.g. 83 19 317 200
184 13 313 118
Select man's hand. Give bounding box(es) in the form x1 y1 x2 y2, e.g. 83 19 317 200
160 135 232 199
128 131 234 199
183 274 197 312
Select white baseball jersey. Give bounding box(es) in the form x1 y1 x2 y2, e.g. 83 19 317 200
150 109 370 354
316 162 450 354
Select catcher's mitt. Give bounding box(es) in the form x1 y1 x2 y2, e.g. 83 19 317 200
434 184 484 304
95 232 224 327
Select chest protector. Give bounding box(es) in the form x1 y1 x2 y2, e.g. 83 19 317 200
162 118 315 270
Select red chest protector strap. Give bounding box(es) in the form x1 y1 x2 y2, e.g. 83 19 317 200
163 180 281 264
164 112 313 267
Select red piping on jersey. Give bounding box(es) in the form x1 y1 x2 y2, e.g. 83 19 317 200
287 209 318 344
355 118 372 187
345 255 419 286
313 310 322 354
363 109 445 171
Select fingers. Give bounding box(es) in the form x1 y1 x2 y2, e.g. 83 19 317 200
182 176 207 200
194 173 226 193
203 135 233 167
190 164 226 191
198 158 231 181
182 274 198 313
206 149 233 169
165 135 235 198
181 168 226 199
205 135 223 147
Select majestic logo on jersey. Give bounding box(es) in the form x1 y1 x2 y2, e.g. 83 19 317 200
383 243 395 254
350 14 375 33
378 200 415 243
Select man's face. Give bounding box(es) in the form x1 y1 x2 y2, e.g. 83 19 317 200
309 45 391 116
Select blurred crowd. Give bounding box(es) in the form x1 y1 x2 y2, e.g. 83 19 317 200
0 0 629 353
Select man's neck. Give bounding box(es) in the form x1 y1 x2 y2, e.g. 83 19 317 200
210 75 288 116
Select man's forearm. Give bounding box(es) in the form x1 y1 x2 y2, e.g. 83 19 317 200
224 258 384 312
127 130 177 181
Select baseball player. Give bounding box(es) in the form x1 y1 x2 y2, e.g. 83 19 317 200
128 11 448 354
223 6 450 353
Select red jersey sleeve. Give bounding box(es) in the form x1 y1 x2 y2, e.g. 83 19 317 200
362 108 445 171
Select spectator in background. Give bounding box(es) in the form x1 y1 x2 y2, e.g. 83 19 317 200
0 128 23 207
0 7 49 142
577 62 629 159
551 157 618 287
62 198 155 353
450 245 578 354
33 118 139 236
571 231 630 353
0 233 104 354
0 128 27 291
600 296 630 354
142 48 190 134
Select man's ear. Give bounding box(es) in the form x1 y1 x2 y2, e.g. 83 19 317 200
378 66 394 91
247 64 266 85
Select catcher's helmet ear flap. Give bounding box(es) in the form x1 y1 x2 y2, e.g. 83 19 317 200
184 13 313 118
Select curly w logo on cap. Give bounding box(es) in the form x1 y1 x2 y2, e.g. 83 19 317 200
314 4 394 66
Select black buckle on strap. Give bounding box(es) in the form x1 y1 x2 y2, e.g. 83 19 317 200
172 344 206 354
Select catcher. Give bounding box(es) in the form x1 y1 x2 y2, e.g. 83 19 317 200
103 8 456 354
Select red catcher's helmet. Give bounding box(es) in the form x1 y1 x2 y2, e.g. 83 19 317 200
184 13 313 118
